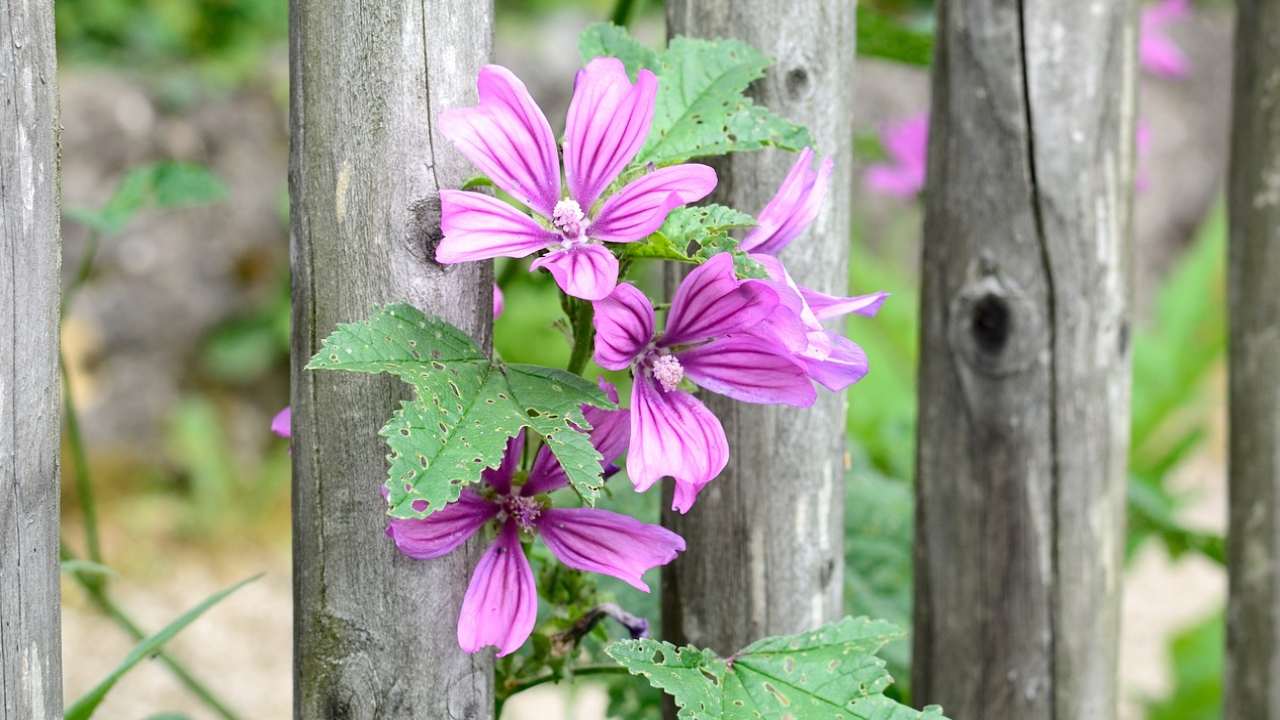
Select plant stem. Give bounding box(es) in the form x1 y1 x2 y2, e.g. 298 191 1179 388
61 544 244 720
61 349 103 567
609 0 638 27
499 664 633 707
566 298 595 375
62 230 100 314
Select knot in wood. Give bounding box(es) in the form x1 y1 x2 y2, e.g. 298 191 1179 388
947 272 1043 377
407 194 444 266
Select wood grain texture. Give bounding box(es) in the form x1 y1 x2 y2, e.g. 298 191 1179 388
661 0 855 658
1226 1 1280 717
289 1 494 717
912 2 1135 718
0 1 62 718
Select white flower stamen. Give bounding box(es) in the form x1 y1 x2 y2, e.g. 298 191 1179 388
552 198 588 241
652 354 684 393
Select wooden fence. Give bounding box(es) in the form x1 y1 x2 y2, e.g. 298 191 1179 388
1 1 1278 719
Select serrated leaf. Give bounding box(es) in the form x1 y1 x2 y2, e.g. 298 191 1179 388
694 242 768 280
623 232 696 262
580 22 660 79
607 617 947 720
637 36 812 167
663 204 756 245
506 364 612 503
309 304 614 518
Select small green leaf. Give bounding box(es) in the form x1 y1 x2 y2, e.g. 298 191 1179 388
64 575 258 720
856 6 935 67
637 36 812 167
309 304 614 518
580 22 660 79
662 204 755 245
60 559 116 578
65 162 226 236
607 617 946 720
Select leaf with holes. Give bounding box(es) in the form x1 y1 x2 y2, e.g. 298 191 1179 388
307 304 614 518
635 36 812 167
580 22 660 79
624 205 760 268
606 616 948 720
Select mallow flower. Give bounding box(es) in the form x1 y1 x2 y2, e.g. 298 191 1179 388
593 253 815 513
386 383 683 657
863 113 928 198
437 59 717 301
743 149 888 391
1140 0 1191 79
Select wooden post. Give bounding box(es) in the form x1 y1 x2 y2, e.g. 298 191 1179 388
289 1 495 717
0 1 62 718
661 0 856 656
912 2 1134 719
1226 1 1280 717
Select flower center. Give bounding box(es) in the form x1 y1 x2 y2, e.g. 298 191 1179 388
504 494 543 532
552 198 589 242
652 353 684 393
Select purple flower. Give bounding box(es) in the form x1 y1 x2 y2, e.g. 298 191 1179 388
863 113 928 198
271 406 291 438
743 149 888 391
1141 0 1191 78
386 385 682 657
437 60 717 301
492 284 505 319
593 253 816 513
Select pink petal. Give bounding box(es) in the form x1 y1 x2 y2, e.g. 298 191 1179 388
796 333 869 391
799 288 889 320
523 380 631 496
863 113 929 198
537 507 685 591
437 190 557 264
271 406 291 438
863 164 925 198
1139 35 1190 78
439 65 561 216
493 284 505 319
563 58 658 210
530 244 619 301
457 521 537 657
386 490 498 560
590 164 718 242
678 335 816 407
626 373 728 514
592 283 655 370
741 148 834 255
662 253 779 346
482 433 524 495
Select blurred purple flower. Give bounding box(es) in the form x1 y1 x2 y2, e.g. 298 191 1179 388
594 253 814 513
437 60 716 300
492 284 504 319
1140 0 1191 78
386 404 681 658
271 406 291 438
863 113 929 198
746 149 887 391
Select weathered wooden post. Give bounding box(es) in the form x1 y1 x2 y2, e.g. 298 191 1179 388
913 2 1134 719
0 1 62 718
289 1 495 717
661 0 855 655
1226 1 1280 717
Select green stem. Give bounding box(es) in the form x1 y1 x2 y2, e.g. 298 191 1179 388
609 0 638 27
62 230 100 314
566 298 595 376
498 664 632 712
61 349 102 567
61 544 244 720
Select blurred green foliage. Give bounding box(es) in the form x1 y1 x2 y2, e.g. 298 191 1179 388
1146 609 1224 720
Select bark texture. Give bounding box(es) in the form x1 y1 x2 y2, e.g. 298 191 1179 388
912 2 1135 719
0 1 62 718
661 0 855 657
1226 1 1280 718
289 2 495 717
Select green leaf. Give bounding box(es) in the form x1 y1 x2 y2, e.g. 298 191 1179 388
308 304 614 518
64 575 258 720
622 232 696 263
856 7 934 67
637 36 812 167
65 162 227 236
60 559 116 578
579 22 660 79
606 617 947 720
845 471 914 688
1145 609 1223 720
662 204 756 245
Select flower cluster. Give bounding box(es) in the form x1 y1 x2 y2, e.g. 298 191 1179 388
290 54 882 657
